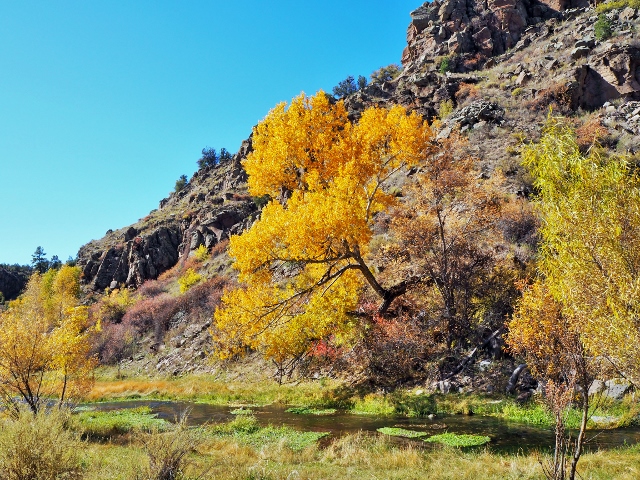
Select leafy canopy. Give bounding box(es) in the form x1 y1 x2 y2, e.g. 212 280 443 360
214 91 433 364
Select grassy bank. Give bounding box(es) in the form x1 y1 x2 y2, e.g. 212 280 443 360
78 423 640 480
2 404 639 479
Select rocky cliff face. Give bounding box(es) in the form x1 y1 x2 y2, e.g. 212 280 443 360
77 138 258 290
0 265 31 301
401 0 586 71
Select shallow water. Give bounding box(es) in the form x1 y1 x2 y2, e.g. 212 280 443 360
89 400 640 453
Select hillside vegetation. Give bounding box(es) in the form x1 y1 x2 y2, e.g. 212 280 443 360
1 0 640 478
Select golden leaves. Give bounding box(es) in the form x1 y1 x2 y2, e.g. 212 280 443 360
0 265 98 411
214 92 434 363
510 117 640 383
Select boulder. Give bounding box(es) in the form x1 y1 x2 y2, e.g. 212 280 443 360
571 46 590 59
602 378 632 400
619 7 637 22
448 101 505 127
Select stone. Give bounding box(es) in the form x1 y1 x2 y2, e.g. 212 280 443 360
478 360 493 371
515 70 531 85
603 378 632 400
571 46 590 59
438 380 452 394
109 280 118 290
619 7 637 21
588 379 605 396
574 38 594 49
546 58 559 69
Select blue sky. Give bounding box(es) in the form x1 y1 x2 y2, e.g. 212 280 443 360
0 0 419 265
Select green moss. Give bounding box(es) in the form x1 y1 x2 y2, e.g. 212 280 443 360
285 407 337 415
207 415 329 452
424 432 491 447
377 427 428 438
75 406 168 438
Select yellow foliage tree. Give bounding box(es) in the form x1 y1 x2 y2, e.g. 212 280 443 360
506 118 639 480
214 92 434 366
0 266 98 414
521 118 640 384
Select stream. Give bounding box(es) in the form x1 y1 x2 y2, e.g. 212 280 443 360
89 400 640 453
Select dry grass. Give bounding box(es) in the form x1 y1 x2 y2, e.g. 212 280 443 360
78 428 640 480
86 367 343 407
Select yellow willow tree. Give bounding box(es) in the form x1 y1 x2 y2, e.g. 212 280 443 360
214 92 434 367
507 118 640 480
521 118 640 385
0 265 98 414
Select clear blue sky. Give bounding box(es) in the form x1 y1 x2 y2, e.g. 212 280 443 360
0 0 419 265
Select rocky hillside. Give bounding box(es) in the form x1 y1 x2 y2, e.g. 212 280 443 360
72 0 640 381
0 265 31 302
76 1 639 293
77 138 257 291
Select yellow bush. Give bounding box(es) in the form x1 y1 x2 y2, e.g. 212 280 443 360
178 268 202 293
438 99 454 119
194 244 209 262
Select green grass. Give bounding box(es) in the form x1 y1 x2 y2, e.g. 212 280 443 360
350 394 395 415
74 406 169 438
377 427 429 438
230 408 255 415
207 415 329 452
425 432 491 447
285 407 337 415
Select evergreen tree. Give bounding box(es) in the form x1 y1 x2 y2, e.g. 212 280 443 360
31 246 49 274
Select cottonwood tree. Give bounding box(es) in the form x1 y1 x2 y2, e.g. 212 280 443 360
213 92 434 367
0 265 98 414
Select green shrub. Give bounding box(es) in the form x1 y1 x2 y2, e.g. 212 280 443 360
390 391 437 417
511 87 524 97
174 174 188 193
0 409 84 480
594 14 613 40
370 64 402 83
438 99 454 120
438 56 451 74
178 268 202 293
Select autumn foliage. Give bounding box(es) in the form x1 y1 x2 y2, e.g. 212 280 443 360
0 266 98 413
214 92 434 364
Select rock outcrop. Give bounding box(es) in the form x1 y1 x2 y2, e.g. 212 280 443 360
0 266 30 301
401 0 564 72
77 146 258 290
